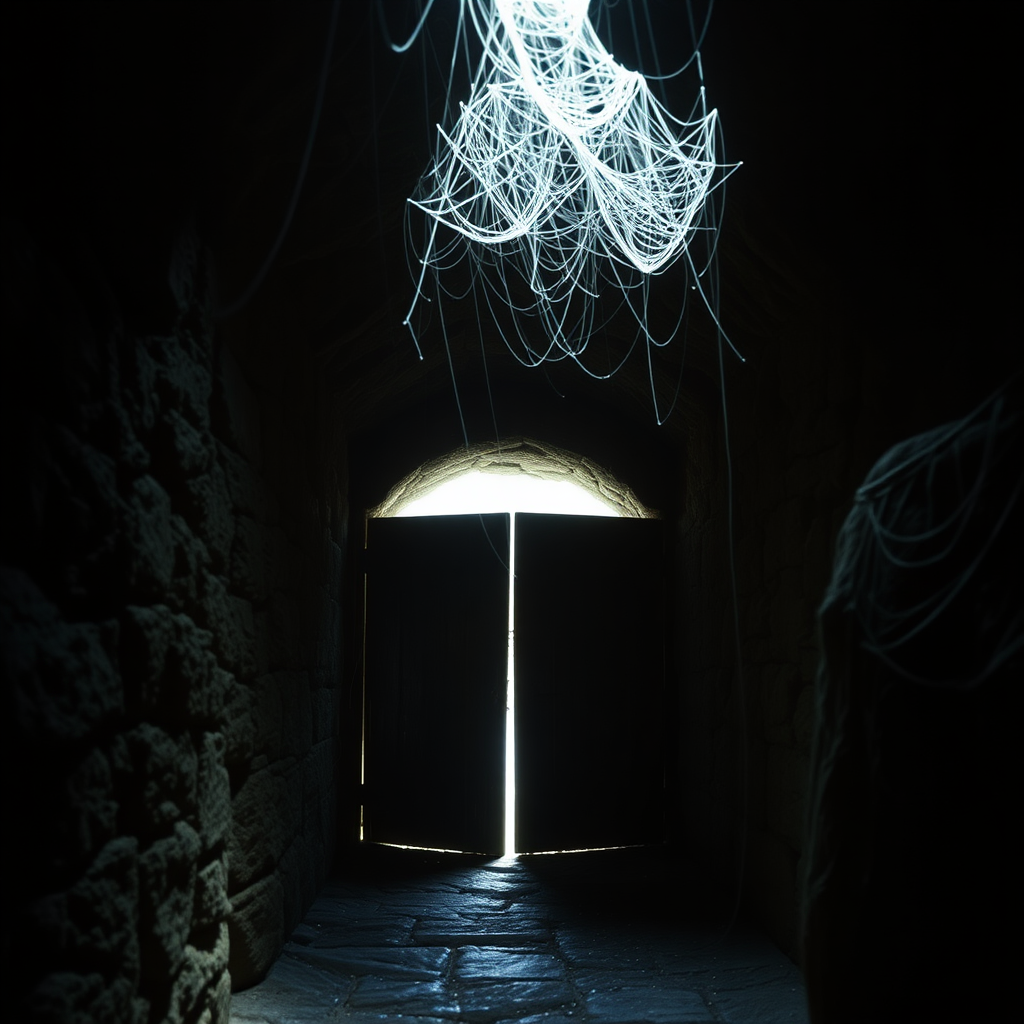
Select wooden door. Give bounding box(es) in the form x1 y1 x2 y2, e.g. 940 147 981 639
513 513 665 853
362 514 509 854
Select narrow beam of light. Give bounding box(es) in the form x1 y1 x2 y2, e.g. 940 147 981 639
397 0 740 392
505 510 516 857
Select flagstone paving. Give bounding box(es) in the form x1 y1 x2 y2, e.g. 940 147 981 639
230 846 809 1023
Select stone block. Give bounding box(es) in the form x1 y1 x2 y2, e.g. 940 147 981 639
204 969 232 1024
195 731 231 850
113 723 197 838
1 567 122 742
227 762 294 891
120 604 217 724
287 914 415 950
252 672 283 757
708 961 808 1023
228 873 285 990
315 759 337 857
455 946 564 981
459 979 577 1022
120 603 175 702
193 852 231 935
302 739 333 819
412 919 550 945
151 335 212 432
64 836 141 982
168 922 229 1024
183 461 234 573
229 951 348 1012
138 821 202 982
122 474 175 598
108 399 150 474
349 977 458 1016
156 407 213 480
197 572 256 680
278 670 313 758
288 945 449 980
276 837 311 941
169 513 210 612
220 670 255 769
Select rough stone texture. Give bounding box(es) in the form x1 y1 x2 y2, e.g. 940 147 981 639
114 724 198 838
228 874 286 988
196 733 232 851
194 855 232 934
227 764 294 891
3 568 123 743
2 218 346 1019
138 821 202 982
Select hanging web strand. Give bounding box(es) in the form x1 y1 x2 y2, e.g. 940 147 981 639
400 0 740 383
827 377 1024 689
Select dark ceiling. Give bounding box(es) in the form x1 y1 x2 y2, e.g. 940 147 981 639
6 1 1020 445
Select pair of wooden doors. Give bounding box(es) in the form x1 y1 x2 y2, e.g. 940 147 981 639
361 512 665 855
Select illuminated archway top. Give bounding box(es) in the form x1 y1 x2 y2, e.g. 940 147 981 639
370 437 654 519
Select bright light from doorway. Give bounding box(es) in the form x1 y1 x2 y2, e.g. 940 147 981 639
395 469 620 856
395 470 620 519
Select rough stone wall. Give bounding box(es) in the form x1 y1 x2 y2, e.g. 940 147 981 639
1 222 346 1020
217 310 348 992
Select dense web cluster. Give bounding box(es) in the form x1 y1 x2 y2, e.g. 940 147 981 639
396 0 738 400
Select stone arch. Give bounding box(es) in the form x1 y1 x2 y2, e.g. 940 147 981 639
368 436 656 520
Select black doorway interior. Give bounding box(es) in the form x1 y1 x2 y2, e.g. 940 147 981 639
361 512 666 855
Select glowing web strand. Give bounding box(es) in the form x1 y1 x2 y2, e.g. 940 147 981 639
399 0 739 372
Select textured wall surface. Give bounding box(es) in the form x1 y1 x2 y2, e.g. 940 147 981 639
1 221 346 1020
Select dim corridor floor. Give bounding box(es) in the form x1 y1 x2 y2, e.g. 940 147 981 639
230 844 810 1024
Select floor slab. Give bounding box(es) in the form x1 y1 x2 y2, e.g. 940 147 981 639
230 845 810 1024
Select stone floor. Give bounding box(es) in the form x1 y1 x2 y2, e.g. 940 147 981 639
230 845 810 1024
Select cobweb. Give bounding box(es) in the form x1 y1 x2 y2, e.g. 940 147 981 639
392 0 739 419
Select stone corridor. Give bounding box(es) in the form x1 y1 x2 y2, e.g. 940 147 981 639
230 846 809 1023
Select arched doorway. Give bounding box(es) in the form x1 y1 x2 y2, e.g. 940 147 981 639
360 440 665 856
